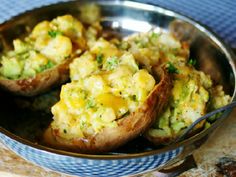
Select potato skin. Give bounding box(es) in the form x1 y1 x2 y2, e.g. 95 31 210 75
42 68 172 153
0 58 72 97
144 134 174 146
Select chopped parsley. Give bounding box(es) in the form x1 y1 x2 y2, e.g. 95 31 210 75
38 60 55 72
48 30 62 38
96 53 104 65
63 129 67 134
166 62 179 74
79 90 88 100
118 41 129 50
150 32 160 39
46 60 55 68
104 56 119 70
135 39 147 48
80 121 86 129
86 99 95 109
188 58 197 66
130 95 137 101
21 51 30 60
64 55 71 59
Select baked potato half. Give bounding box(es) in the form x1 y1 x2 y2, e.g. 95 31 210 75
42 38 172 153
120 31 189 71
145 57 231 145
118 30 231 145
43 67 172 153
0 15 87 96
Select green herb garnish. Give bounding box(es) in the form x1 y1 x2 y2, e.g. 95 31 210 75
80 121 86 129
188 58 197 66
21 52 30 60
130 95 137 101
166 62 179 74
150 32 160 39
86 99 95 109
135 39 147 48
38 60 55 72
45 60 55 68
63 129 67 134
64 55 71 59
48 30 62 38
118 41 129 50
104 56 119 70
96 53 104 65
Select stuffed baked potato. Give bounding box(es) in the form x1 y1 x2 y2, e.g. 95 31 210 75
121 31 231 144
43 39 172 153
0 15 87 96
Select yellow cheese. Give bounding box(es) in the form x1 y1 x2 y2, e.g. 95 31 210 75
70 52 98 81
96 93 127 116
83 75 110 96
90 38 120 59
41 35 72 64
51 15 86 49
133 69 155 91
31 21 51 38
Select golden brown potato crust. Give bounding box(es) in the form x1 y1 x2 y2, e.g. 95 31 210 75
42 68 172 153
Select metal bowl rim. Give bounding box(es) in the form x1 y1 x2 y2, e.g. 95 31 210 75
0 0 236 160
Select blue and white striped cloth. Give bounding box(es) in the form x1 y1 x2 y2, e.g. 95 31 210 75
0 0 235 48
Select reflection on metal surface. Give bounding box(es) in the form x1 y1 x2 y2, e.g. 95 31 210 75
102 17 153 32
0 1 235 176
118 18 153 32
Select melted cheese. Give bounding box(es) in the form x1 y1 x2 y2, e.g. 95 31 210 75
70 52 98 81
90 38 121 59
51 39 156 138
96 93 128 116
31 21 51 38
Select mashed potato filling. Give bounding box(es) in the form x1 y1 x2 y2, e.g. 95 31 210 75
0 15 86 79
124 31 231 141
121 31 189 71
51 39 155 139
148 67 212 138
148 65 230 140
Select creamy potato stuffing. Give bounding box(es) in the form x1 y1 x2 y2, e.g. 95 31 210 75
121 32 189 71
51 39 156 139
0 15 86 79
148 66 212 138
117 30 231 141
128 32 232 141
